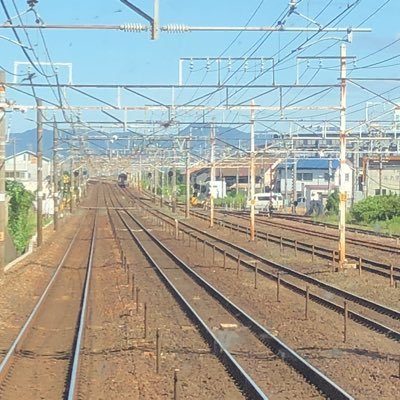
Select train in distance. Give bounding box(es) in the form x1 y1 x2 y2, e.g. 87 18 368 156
117 173 128 188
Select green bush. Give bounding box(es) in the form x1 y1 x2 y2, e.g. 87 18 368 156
350 194 400 224
6 180 35 253
214 192 247 208
326 190 339 214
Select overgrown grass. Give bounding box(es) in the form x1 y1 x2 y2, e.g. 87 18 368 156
314 212 400 235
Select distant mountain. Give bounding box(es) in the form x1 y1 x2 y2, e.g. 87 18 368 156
6 124 274 159
178 124 271 149
6 129 54 159
6 129 121 159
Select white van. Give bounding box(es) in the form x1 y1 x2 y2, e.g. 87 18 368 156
246 192 283 211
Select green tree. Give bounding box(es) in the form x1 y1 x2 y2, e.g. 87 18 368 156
326 190 339 214
6 180 35 253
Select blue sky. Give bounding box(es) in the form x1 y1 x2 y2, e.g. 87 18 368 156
1 0 400 140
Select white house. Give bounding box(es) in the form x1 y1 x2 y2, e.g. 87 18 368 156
5 150 52 193
5 151 53 215
276 158 353 209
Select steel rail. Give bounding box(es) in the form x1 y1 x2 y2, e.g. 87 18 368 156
179 210 400 320
244 211 400 255
107 186 354 400
191 209 400 280
119 207 354 400
0 216 87 382
125 192 400 322
66 209 98 400
136 201 400 343
272 212 400 241
105 194 268 399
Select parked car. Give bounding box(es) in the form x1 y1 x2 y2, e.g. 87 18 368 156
246 192 284 211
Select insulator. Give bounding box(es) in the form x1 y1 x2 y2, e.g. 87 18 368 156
228 58 232 72
206 58 210 71
161 24 190 33
244 61 248 72
190 58 194 70
119 23 147 32
319 59 323 68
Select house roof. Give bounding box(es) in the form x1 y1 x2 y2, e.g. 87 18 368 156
277 158 340 170
296 159 339 169
6 150 51 162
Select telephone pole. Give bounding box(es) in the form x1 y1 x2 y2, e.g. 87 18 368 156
37 99 43 247
0 71 6 271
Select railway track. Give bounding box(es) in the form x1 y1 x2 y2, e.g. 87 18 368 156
228 209 400 255
104 184 354 400
188 208 400 282
122 188 400 343
137 193 400 280
272 211 400 241
0 207 98 399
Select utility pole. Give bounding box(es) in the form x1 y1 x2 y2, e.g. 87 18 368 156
209 124 216 227
328 159 332 194
0 71 6 271
172 147 177 213
235 165 239 197
161 168 164 207
292 159 297 213
53 121 59 231
378 154 383 195
249 101 255 241
154 166 158 204
37 100 43 247
338 44 347 269
139 154 142 192
284 153 288 208
69 152 73 213
364 158 369 198
12 139 16 180
185 138 190 219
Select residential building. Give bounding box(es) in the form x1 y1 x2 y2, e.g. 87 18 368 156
363 156 400 196
276 158 353 209
5 151 51 193
5 151 53 215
